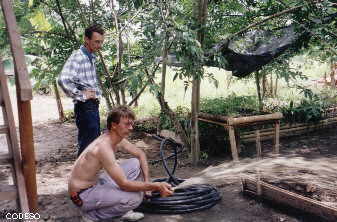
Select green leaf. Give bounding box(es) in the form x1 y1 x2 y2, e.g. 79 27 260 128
29 10 51 32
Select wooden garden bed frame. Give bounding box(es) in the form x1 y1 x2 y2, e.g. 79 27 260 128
198 110 337 162
242 176 337 221
198 112 283 162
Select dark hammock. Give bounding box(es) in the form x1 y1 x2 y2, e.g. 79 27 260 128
205 12 337 78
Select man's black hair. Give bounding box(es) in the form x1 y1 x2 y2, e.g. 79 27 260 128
85 24 105 39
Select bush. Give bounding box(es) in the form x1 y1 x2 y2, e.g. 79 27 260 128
158 105 190 132
134 117 159 133
281 99 325 124
200 94 259 116
281 89 328 124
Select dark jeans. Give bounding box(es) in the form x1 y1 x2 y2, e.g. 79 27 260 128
74 99 100 156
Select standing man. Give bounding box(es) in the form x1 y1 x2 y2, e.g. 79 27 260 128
58 24 104 156
68 106 173 222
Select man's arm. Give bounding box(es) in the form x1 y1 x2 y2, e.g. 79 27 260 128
117 139 150 183
97 144 172 196
58 55 83 100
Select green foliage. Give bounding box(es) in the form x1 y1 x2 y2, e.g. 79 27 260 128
200 94 259 116
158 105 190 132
280 87 328 124
133 117 159 134
199 95 260 155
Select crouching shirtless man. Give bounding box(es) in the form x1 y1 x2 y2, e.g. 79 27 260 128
68 105 173 222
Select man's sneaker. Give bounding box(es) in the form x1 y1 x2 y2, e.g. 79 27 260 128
121 210 144 221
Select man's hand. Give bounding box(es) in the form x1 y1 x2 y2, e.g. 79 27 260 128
144 191 152 199
83 89 96 100
155 182 174 197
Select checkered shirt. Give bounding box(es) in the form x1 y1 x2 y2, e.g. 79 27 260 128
58 45 102 102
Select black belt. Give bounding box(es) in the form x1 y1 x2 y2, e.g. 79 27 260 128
76 98 99 105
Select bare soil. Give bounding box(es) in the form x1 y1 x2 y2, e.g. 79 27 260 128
1 111 337 221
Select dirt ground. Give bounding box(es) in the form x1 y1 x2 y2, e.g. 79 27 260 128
0 92 337 221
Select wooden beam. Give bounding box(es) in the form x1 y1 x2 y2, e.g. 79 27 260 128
273 120 280 154
199 112 283 126
255 130 261 159
0 0 32 101
0 1 37 212
17 100 37 212
198 112 229 123
242 177 337 221
228 125 239 162
0 61 32 213
198 118 228 127
241 119 337 142
229 112 283 126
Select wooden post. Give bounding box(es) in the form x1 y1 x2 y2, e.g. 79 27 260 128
227 124 239 162
273 120 280 154
235 129 241 154
1 0 38 212
255 129 262 159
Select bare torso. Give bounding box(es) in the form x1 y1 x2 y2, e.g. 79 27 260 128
68 133 116 194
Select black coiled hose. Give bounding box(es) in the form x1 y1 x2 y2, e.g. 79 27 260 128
136 135 221 214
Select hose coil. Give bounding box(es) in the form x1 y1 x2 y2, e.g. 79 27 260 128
137 135 221 214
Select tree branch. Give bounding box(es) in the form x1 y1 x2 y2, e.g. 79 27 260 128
229 5 303 40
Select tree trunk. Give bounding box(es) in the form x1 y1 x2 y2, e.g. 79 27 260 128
144 66 190 148
53 80 64 121
255 71 263 112
270 73 273 97
330 61 336 89
190 0 208 165
114 88 121 105
161 33 169 98
121 87 126 105
97 52 113 110
262 74 267 98
274 75 279 97
157 92 190 148
111 1 124 106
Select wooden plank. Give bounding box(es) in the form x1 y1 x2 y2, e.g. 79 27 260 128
242 177 337 221
0 153 12 165
0 0 32 101
0 185 17 201
0 61 31 213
